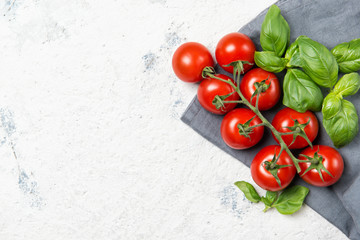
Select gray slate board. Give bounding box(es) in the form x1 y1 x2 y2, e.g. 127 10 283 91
181 0 360 239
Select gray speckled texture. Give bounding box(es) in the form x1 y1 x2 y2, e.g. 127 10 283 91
182 0 360 239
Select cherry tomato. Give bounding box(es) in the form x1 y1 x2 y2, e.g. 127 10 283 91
197 74 239 115
298 145 344 187
272 108 319 149
251 145 296 191
172 42 214 83
240 68 280 110
215 32 256 74
220 108 264 149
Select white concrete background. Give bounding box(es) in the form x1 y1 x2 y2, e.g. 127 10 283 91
0 0 348 239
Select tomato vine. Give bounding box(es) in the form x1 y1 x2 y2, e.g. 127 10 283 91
202 65 310 174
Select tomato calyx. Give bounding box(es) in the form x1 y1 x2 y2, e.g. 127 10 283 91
201 66 216 79
237 115 256 139
250 78 272 104
212 91 237 111
201 66 234 86
283 118 313 148
223 60 254 86
299 150 334 182
263 152 293 187
237 115 258 139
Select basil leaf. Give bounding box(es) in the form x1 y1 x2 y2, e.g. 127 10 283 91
260 197 271 206
272 185 309 215
323 99 359 148
260 5 290 57
333 72 360 97
283 69 323 112
296 36 338 88
331 38 360 73
254 51 287 73
234 181 261 203
322 93 342 120
265 191 277 203
285 41 302 68
261 191 277 206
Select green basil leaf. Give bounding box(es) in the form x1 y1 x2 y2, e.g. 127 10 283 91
331 38 360 73
322 92 342 120
260 5 290 57
283 69 323 112
265 191 277 203
296 36 338 88
260 191 277 206
254 51 287 73
285 41 297 60
272 185 309 215
285 41 302 68
260 197 271 206
323 99 359 148
333 72 360 97
234 181 261 203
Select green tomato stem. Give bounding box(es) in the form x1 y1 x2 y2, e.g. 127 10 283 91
222 100 244 104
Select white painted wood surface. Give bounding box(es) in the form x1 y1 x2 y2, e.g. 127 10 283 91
0 0 348 239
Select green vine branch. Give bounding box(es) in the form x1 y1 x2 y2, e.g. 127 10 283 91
203 67 311 173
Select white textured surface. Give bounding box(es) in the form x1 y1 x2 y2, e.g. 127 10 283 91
0 0 348 239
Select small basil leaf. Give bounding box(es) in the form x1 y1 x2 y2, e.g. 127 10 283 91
254 51 287 73
234 181 261 203
331 38 360 73
285 41 298 60
296 36 338 88
260 197 271 206
285 41 302 68
322 92 342 120
260 191 277 207
333 72 360 97
260 5 290 57
265 191 277 203
272 185 309 215
323 99 359 148
283 69 323 112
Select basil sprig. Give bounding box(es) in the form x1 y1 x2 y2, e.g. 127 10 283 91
331 38 360 73
254 51 287 73
234 181 309 215
283 69 323 112
295 36 338 88
260 5 290 57
322 73 360 148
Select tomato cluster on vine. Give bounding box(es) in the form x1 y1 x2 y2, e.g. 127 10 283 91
172 32 344 192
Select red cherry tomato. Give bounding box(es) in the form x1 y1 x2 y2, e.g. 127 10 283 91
172 42 214 83
240 68 280 110
220 108 264 149
197 74 239 115
298 145 344 187
215 32 256 74
251 145 296 191
272 108 319 149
